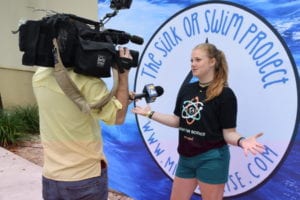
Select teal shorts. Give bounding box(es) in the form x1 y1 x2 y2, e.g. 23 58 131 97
175 145 230 184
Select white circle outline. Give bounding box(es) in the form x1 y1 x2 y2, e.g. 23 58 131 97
133 1 299 197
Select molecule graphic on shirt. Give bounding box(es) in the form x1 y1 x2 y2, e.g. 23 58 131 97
181 96 203 125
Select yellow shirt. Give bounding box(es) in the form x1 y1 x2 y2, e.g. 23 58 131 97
32 67 122 181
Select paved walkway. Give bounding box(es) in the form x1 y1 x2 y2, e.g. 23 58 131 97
0 147 42 200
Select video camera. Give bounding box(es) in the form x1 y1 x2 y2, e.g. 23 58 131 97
16 0 143 78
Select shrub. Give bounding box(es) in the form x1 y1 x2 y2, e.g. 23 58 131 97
0 104 39 147
13 105 39 134
0 109 24 147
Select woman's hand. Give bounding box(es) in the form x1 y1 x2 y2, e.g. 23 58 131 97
131 104 151 117
240 133 265 156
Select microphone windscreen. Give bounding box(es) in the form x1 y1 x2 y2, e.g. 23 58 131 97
130 35 144 45
155 86 164 97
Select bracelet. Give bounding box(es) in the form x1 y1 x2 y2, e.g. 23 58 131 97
145 111 151 117
147 111 155 119
237 137 246 147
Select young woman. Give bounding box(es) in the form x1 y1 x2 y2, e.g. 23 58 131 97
131 42 264 200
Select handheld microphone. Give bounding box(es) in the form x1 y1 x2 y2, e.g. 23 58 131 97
132 84 164 103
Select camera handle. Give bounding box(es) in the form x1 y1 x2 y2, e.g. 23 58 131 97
99 10 119 31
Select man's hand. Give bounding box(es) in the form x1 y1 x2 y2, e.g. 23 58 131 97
117 46 133 73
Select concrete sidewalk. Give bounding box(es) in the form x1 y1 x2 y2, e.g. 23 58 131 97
0 147 42 200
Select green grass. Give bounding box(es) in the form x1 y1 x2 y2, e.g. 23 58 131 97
0 105 39 147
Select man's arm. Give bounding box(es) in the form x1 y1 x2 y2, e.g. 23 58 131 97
114 47 132 124
115 70 130 124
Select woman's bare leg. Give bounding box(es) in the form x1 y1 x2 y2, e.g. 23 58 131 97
170 176 198 200
198 180 225 200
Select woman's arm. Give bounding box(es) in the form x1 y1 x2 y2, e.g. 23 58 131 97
223 128 265 156
132 105 180 128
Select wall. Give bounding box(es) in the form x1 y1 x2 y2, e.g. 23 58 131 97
0 0 98 108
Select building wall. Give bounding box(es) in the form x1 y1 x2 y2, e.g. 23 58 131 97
0 0 98 108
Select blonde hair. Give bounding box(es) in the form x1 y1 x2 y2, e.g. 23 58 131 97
193 43 229 101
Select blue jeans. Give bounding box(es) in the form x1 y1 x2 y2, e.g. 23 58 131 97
42 168 108 200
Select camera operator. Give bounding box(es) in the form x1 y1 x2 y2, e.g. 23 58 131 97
33 44 133 200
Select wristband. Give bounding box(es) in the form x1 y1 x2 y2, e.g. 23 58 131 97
144 111 151 117
237 137 246 147
147 111 155 119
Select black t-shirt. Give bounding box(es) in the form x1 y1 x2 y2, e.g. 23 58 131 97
174 82 237 157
